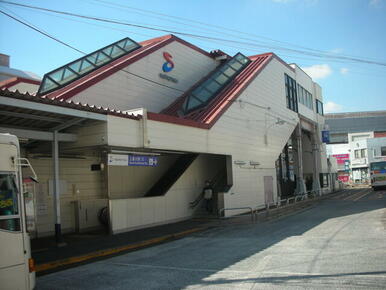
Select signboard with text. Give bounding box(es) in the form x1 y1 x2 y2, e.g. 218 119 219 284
322 130 330 143
108 154 158 167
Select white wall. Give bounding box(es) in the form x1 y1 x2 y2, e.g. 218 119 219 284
28 156 106 237
70 41 218 113
144 58 299 214
367 137 386 163
110 154 224 233
108 155 178 199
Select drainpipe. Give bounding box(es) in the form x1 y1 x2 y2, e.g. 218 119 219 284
52 130 64 245
142 108 149 148
295 124 306 196
312 124 321 196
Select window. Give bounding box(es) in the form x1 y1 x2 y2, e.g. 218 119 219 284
354 150 360 158
319 173 329 188
285 74 298 112
0 173 21 231
361 149 366 158
297 84 313 110
316 99 324 115
381 146 386 156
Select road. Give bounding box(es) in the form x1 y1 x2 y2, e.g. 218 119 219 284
38 188 386 289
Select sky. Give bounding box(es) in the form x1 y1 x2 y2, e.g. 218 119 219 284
0 0 385 113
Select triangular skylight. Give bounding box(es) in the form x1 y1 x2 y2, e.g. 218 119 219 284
38 37 141 95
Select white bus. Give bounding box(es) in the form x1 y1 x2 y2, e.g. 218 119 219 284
370 161 386 191
0 134 36 290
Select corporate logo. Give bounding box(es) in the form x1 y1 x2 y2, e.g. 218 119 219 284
162 52 174 72
159 51 178 83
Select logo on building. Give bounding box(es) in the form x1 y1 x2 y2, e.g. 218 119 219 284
162 52 174 72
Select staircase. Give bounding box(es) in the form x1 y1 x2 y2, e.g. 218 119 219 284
144 154 198 197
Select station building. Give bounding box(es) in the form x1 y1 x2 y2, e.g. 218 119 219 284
0 34 337 238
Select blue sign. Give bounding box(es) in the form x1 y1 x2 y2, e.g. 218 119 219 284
128 155 158 167
322 130 330 143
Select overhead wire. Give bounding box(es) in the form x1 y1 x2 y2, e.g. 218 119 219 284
0 9 185 94
1 0 386 68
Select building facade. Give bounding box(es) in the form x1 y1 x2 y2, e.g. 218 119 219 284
0 34 335 238
326 111 386 184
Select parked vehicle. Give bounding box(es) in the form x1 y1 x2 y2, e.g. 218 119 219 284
370 161 386 190
0 134 37 290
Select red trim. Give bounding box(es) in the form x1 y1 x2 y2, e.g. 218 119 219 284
158 53 274 130
45 34 213 101
0 77 40 89
250 52 295 72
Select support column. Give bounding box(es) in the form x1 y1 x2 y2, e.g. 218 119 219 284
52 130 64 245
295 125 306 195
312 125 321 196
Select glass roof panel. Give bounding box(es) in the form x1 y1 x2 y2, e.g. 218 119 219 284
40 78 57 93
38 37 141 95
181 53 251 115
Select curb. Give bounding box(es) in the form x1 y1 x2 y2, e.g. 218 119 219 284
35 227 206 274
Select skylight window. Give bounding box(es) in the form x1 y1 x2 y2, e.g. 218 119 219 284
181 53 251 114
38 37 141 95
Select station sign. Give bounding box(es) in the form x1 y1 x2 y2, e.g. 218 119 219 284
108 154 158 167
321 130 330 143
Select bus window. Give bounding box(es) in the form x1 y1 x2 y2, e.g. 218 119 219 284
370 161 386 171
0 173 21 231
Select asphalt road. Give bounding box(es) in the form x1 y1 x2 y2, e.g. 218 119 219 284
37 188 386 289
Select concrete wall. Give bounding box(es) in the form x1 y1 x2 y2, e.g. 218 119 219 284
70 40 219 113
109 154 224 233
108 155 178 199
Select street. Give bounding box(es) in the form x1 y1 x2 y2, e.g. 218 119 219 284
38 188 386 289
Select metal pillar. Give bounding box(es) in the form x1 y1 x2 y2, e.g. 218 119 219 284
295 125 306 195
52 130 63 244
312 125 321 196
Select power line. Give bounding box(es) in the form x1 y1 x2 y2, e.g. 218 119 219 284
0 8 185 94
0 10 85 54
1 0 386 68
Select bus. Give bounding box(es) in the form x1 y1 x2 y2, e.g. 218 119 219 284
0 134 36 290
370 161 386 191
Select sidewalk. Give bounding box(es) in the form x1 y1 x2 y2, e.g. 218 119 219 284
32 193 335 275
32 219 213 275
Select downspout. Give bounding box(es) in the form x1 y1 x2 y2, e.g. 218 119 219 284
142 108 149 148
312 124 321 195
295 124 306 195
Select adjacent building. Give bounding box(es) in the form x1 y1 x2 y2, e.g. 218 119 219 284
326 111 386 183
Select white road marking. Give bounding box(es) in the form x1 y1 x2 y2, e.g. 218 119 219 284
353 190 373 201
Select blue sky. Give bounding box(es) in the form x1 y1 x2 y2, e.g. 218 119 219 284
0 0 385 113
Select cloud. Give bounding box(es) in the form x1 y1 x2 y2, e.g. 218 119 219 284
329 48 343 54
369 0 381 6
324 102 343 113
340 68 349 75
301 64 332 80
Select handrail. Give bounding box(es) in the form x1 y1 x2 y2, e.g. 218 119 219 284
189 193 203 209
218 207 254 221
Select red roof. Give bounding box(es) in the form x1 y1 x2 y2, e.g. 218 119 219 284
154 52 279 129
45 34 212 101
0 77 40 89
0 88 140 120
